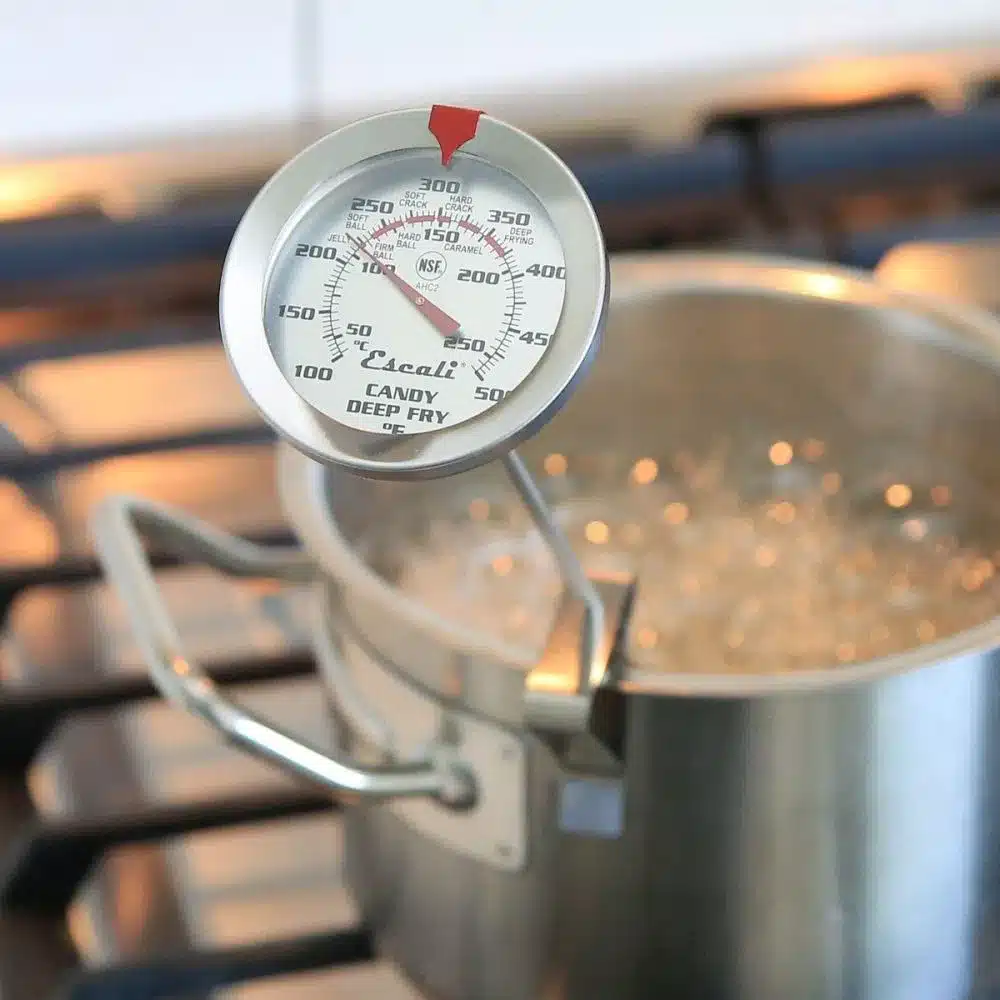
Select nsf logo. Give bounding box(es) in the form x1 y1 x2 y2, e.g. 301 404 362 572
416 251 447 278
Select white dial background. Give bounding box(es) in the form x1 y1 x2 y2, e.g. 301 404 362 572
264 149 567 436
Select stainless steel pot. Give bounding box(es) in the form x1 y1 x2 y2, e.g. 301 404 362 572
92 254 1000 1000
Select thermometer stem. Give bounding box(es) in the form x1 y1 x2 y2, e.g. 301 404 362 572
502 450 605 694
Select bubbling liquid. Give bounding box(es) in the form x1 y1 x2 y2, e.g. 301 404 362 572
364 447 1000 674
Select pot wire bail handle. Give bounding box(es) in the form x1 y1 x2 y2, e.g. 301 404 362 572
503 451 607 728
90 494 477 808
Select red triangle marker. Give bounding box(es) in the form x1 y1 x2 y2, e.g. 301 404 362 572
428 105 483 166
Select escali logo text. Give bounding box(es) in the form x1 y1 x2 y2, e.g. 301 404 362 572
359 351 458 379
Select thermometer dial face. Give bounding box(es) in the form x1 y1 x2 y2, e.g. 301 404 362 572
220 107 607 480
265 151 566 436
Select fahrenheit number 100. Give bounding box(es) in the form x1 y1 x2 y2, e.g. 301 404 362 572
294 364 334 380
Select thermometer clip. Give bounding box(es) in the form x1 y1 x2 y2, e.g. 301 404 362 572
428 104 483 166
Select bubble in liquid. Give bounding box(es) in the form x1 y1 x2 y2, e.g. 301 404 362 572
585 521 609 544
631 458 658 485
769 441 793 466
663 502 689 525
885 484 912 509
770 501 796 524
379 447 1000 676
544 454 568 476
468 499 489 521
491 554 513 576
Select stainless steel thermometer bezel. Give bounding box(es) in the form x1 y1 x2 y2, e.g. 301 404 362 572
220 107 608 480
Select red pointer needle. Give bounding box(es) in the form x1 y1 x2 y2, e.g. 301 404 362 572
348 235 460 338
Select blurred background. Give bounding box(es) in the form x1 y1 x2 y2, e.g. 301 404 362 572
5 0 1000 158
3 3 1000 999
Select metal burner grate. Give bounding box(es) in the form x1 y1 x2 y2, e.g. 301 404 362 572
0 288 375 996
0 474 372 998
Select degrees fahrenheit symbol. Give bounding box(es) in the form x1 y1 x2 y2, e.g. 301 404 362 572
347 235 461 338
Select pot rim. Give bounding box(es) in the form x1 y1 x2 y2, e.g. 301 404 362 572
279 251 1000 699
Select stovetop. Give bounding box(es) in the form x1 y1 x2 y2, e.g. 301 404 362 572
4 94 1000 999
0 342 401 997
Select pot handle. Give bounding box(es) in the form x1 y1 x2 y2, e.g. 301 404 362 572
90 494 476 808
